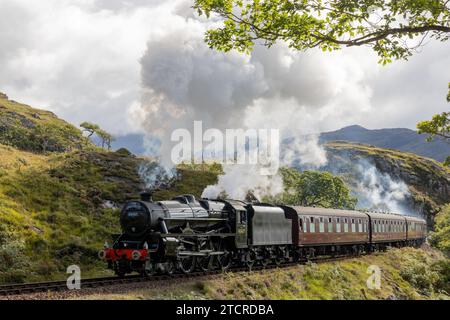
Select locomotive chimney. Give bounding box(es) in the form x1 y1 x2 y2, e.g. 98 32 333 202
140 191 153 202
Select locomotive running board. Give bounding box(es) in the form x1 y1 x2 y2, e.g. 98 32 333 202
177 250 226 257
160 233 236 238
163 218 228 222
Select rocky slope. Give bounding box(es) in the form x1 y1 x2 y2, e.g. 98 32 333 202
324 142 450 225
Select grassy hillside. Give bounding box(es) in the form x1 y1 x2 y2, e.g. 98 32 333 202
0 144 219 283
79 247 449 300
320 125 449 162
0 93 88 153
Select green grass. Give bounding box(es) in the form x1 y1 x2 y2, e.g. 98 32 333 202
0 142 221 284
78 247 449 300
0 95 91 153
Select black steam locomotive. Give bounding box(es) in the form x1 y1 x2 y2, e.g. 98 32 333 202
101 193 426 277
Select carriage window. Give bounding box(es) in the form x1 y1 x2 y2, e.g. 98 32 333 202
299 218 304 232
336 218 341 233
319 217 325 233
344 218 349 233
328 218 333 233
358 220 363 232
351 219 356 233
310 218 316 233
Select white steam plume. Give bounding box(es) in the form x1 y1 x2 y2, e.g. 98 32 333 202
134 0 374 196
202 165 284 200
353 161 411 214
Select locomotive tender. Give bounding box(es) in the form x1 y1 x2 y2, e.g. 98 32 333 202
101 193 427 277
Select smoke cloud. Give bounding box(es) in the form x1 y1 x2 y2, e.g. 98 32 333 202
135 2 378 195
202 165 285 200
353 160 411 214
317 154 413 215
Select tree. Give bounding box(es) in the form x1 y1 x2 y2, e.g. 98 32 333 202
96 129 115 150
80 122 114 150
417 111 450 141
194 0 450 64
268 167 357 209
417 83 450 166
80 122 100 139
34 124 61 153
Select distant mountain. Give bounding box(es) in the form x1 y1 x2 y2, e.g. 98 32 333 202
320 125 449 162
111 125 449 162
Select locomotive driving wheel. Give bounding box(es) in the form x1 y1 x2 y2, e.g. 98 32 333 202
177 238 197 274
178 255 197 274
197 239 214 272
213 240 232 271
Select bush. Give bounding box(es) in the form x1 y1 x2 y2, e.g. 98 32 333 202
429 204 450 255
431 259 450 295
0 227 30 283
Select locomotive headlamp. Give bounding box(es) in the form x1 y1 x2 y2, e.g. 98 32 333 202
132 251 142 261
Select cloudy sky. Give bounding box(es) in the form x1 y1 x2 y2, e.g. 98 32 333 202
0 0 449 142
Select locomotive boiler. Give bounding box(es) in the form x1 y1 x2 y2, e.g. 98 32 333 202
101 193 427 277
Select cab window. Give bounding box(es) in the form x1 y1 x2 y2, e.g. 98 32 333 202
240 211 247 224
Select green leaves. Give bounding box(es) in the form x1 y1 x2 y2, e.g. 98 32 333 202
194 0 450 62
80 122 115 150
417 111 450 142
270 167 358 209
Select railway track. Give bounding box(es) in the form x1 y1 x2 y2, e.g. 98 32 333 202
0 255 354 297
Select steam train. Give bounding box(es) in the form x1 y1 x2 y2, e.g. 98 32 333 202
100 193 427 277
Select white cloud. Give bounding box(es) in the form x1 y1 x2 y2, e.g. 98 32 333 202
0 0 448 140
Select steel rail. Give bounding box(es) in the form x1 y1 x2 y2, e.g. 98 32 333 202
0 254 361 297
